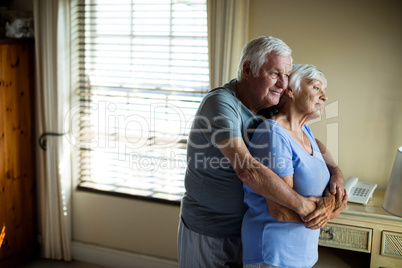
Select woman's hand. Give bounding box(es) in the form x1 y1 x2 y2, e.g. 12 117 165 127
302 190 348 229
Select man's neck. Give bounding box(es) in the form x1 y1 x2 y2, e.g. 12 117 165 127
236 80 260 115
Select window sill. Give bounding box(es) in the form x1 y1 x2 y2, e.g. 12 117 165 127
77 183 181 207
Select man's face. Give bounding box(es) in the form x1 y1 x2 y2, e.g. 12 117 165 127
247 54 292 111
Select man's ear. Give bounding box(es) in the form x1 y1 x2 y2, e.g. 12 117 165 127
242 61 252 79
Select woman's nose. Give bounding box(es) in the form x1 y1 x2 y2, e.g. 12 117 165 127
320 91 328 101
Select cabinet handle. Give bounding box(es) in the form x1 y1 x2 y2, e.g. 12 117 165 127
320 227 335 240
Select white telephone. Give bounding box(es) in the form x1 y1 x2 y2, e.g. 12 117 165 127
344 177 377 204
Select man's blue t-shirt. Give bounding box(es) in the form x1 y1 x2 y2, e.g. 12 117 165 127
242 119 330 268
180 79 262 238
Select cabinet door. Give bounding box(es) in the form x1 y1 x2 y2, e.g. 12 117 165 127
319 223 372 253
0 42 36 263
0 45 5 253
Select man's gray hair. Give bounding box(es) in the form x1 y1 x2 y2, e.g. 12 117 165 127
289 64 327 92
236 36 293 81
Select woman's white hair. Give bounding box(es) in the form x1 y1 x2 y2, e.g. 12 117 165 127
289 64 327 92
236 36 293 81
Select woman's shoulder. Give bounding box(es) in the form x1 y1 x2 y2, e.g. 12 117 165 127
302 124 315 140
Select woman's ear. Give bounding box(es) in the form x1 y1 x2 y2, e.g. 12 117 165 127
285 87 294 98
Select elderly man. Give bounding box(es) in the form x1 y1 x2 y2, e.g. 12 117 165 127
178 36 345 268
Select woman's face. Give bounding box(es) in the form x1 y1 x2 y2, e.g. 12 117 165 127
294 77 327 120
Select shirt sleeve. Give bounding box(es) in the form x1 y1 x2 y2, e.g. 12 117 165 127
196 92 242 145
249 121 294 177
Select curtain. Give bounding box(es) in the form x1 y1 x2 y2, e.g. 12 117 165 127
207 0 250 89
33 0 73 261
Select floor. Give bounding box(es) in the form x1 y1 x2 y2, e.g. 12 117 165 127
314 247 370 267
18 247 370 268
20 259 105 268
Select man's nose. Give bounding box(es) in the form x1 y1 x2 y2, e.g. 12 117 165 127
276 75 288 89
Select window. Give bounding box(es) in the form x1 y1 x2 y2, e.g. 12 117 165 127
72 0 209 204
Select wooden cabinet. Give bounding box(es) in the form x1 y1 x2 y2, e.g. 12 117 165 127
0 39 37 266
319 191 402 268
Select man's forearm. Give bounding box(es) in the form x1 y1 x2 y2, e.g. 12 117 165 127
264 174 306 222
217 137 316 218
327 164 343 182
237 155 314 217
266 197 304 222
316 138 344 194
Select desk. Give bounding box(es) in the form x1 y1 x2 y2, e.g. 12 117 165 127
318 191 402 267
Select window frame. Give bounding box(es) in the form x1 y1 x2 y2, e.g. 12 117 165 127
73 0 209 205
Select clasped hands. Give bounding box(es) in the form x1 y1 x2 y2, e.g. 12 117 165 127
300 188 348 230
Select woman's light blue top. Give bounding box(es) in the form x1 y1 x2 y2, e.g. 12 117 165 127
242 119 330 268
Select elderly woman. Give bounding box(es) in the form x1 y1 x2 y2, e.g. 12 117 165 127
242 64 347 268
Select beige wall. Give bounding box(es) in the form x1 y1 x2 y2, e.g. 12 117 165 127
249 0 402 188
72 0 402 263
73 192 180 260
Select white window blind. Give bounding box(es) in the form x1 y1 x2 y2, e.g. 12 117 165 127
73 0 209 204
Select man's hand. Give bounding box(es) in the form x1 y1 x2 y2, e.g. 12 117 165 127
297 197 318 220
329 188 348 219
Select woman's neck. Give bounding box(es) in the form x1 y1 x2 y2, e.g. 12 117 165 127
272 103 314 155
271 103 310 133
